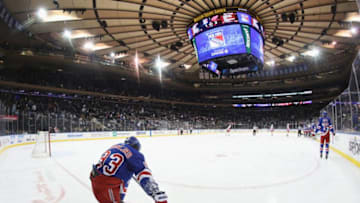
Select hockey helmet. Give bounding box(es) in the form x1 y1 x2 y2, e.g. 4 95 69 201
322 111 328 117
125 136 141 151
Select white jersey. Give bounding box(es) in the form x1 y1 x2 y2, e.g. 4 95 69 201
286 124 290 131
226 124 232 132
270 124 274 131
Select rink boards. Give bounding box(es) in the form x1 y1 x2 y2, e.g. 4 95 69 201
1 129 360 167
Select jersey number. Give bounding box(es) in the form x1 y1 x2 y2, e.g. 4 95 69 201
96 150 111 169
103 153 124 176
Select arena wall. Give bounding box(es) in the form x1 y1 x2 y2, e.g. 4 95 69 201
332 132 360 165
1 129 359 168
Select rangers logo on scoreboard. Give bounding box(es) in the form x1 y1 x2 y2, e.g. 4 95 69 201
208 30 225 48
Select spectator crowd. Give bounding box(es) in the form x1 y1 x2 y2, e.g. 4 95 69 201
0 88 318 135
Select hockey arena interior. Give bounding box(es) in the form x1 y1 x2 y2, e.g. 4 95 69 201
1 0 360 203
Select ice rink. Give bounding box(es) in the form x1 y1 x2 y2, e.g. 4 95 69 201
1 132 360 203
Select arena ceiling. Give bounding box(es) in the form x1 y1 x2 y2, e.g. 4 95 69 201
1 0 360 76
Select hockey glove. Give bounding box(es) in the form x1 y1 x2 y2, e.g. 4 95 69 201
153 191 168 203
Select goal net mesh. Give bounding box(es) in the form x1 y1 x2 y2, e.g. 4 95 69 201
32 131 50 158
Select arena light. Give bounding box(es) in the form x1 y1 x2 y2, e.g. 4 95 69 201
91 43 113 51
39 10 82 23
334 30 354 38
266 60 275 66
155 55 169 82
345 13 360 22
63 29 72 39
83 41 94 50
67 30 94 39
351 27 358 35
115 53 127 59
331 41 337 46
134 50 140 82
134 51 139 66
104 52 127 60
155 56 169 70
156 55 163 82
286 55 296 62
36 8 47 20
311 48 320 57
302 48 319 57
184 64 192 70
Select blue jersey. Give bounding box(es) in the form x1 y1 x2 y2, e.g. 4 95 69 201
311 123 316 131
95 143 157 199
96 143 145 181
315 117 334 133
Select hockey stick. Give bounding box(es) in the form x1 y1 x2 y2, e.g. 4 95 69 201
132 176 141 187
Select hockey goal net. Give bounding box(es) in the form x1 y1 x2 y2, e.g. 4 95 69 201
32 131 51 158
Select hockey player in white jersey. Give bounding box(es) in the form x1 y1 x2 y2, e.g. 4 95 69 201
225 123 232 136
270 124 274 136
253 124 257 136
286 123 290 136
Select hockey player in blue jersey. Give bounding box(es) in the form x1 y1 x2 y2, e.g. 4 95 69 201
315 111 335 159
311 122 316 137
90 136 168 203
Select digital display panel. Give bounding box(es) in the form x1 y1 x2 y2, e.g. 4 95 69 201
202 61 220 75
237 12 251 25
187 11 263 40
194 24 246 63
232 100 313 108
187 28 193 40
251 17 262 33
222 12 238 23
250 27 264 63
208 61 218 72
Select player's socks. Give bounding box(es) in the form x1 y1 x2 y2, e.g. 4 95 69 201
325 144 329 159
320 143 324 158
320 145 323 159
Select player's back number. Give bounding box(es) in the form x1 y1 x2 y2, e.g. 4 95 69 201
97 150 125 176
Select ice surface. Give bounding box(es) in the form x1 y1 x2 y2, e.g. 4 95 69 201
1 133 360 203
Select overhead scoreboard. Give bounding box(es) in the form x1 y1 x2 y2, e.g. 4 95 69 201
187 8 265 75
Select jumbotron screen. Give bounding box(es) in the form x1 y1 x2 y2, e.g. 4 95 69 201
194 24 246 63
187 10 265 75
